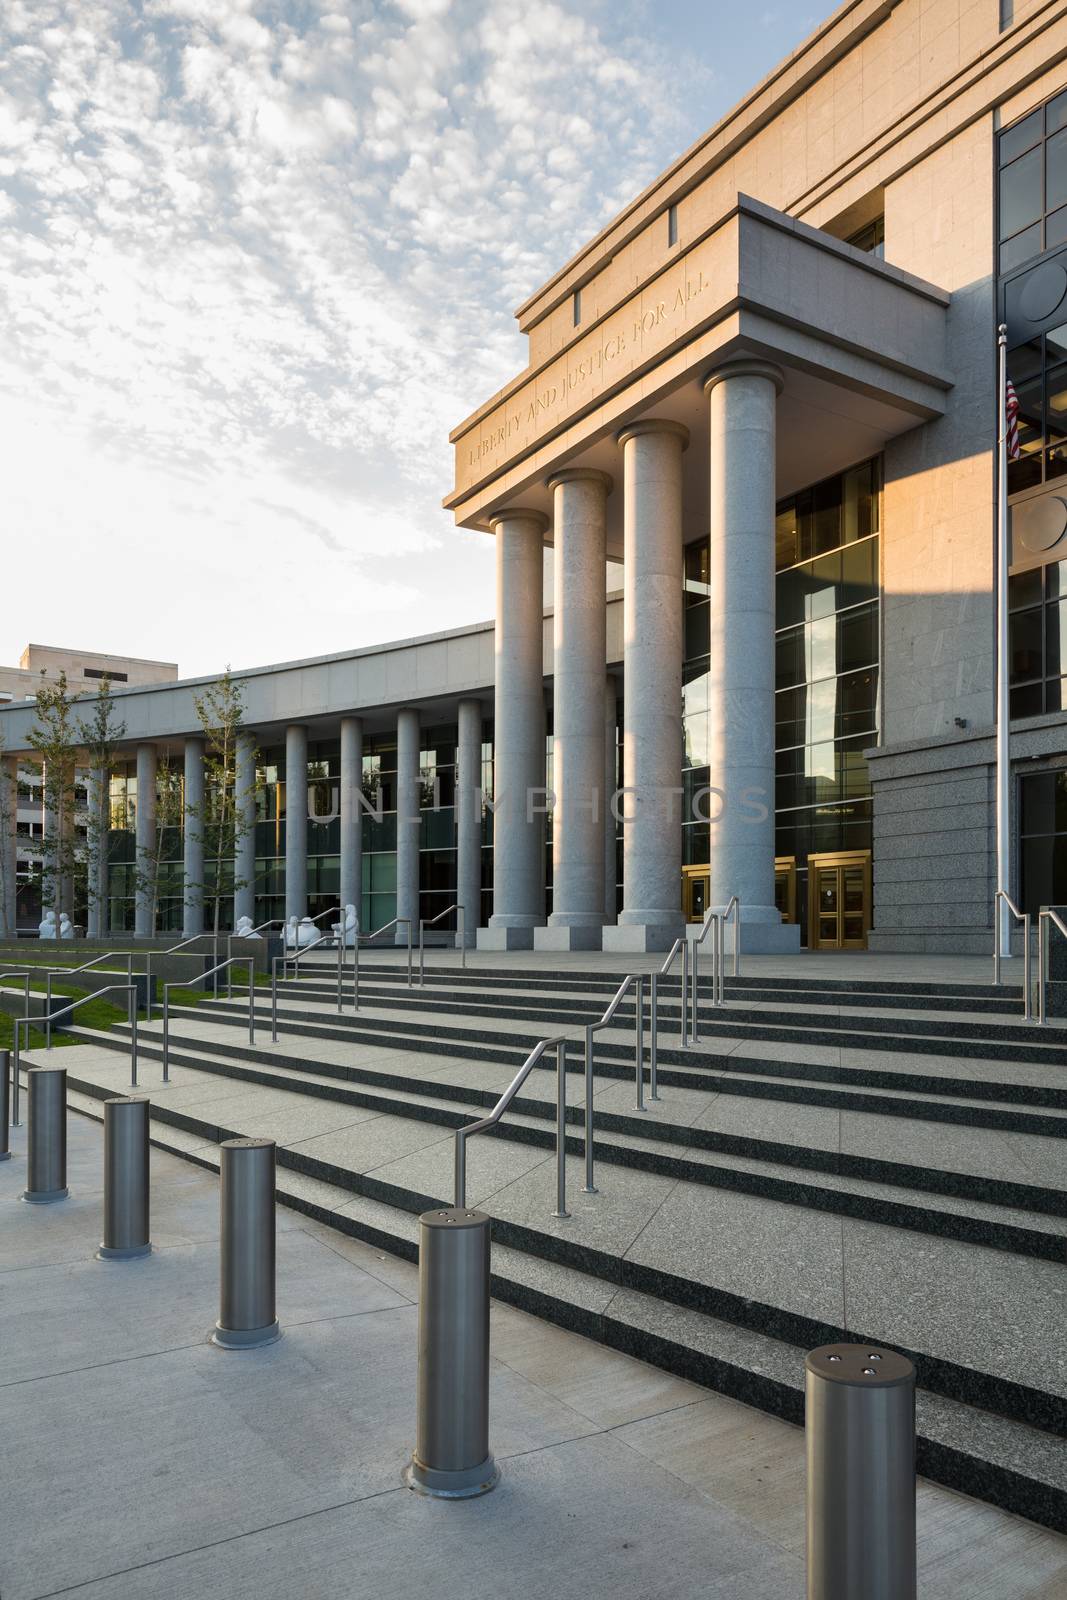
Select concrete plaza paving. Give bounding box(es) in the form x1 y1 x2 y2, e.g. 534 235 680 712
3 1112 1067 1598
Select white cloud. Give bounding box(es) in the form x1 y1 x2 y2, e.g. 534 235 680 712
0 0 709 675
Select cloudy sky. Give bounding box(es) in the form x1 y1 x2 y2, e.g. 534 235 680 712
0 0 818 678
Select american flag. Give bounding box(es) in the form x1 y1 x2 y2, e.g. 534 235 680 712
1005 377 1021 461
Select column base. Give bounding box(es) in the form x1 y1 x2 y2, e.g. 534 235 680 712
210 1320 282 1350
21 1187 69 1204
535 924 603 952
403 1453 499 1499
477 925 536 951
603 921 684 954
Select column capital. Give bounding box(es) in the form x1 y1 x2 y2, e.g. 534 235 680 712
487 506 549 534
546 468 613 495
702 359 785 396
615 418 689 450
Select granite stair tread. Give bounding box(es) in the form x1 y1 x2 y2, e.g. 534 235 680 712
50 1068 1067 1535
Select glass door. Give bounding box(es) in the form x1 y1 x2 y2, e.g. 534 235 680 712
808 851 871 950
682 866 710 922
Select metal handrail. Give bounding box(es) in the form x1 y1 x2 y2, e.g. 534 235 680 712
1037 907 1067 1027
722 895 741 980
162 957 255 1081
417 903 466 984
691 908 724 1040
11 984 138 1125
0 970 34 1022
269 927 352 1039
455 1032 571 1216
582 973 651 1195
661 938 691 1047
353 916 413 1009
993 890 1032 1019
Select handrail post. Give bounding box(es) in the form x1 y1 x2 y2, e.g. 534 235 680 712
714 914 724 1007
129 985 139 1088
248 960 255 1045
649 971 660 1100
634 974 645 1111
418 919 425 986
12 1019 22 1126
354 937 360 1013
681 938 689 1047
0 1048 9 1162
271 956 279 1043
553 1040 570 1219
583 1023 597 1194
691 933 701 1044
734 901 741 979
459 903 467 970
1038 911 1048 1026
46 972 52 1050
455 1128 467 1209
1023 913 1032 1021
993 890 1002 986
336 927 343 1014
145 955 152 1023
407 919 413 987
162 988 170 1083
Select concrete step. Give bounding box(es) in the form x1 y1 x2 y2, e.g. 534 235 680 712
57 1070 1067 1536
259 976 1066 1065
152 999 1067 1137
70 1024 1067 1265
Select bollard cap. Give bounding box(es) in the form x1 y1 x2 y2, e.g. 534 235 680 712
419 1206 490 1231
221 1137 275 1150
27 1065 66 1079
806 1344 914 1388
104 1095 149 1107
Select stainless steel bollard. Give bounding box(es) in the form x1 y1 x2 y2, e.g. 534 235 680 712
211 1138 280 1349
806 1343 916 1600
22 1066 68 1203
0 1049 10 1161
404 1207 498 1499
97 1097 152 1259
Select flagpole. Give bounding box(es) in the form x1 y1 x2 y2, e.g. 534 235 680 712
996 322 1012 960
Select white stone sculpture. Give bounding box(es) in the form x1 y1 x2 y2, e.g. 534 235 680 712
296 916 317 948
284 915 300 950
234 915 262 940
38 910 57 939
340 904 358 946
59 913 74 939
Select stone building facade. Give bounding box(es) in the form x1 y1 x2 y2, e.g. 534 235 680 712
1 0 1065 954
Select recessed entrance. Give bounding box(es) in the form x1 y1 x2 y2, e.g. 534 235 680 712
807 850 871 950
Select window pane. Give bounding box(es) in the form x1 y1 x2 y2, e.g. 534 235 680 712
839 537 879 607
1047 203 1067 252
1010 681 1044 717
999 147 1042 239
1000 225 1042 271
1050 91 1067 136
1015 373 1044 453
1049 443 1067 481
1020 835 1055 917
776 627 805 690
837 604 878 674
1001 109 1043 166
1047 363 1067 438
1021 772 1056 835
1008 453 1043 492
1047 598 1067 676
812 477 843 555
1048 127 1067 214
1009 337 1043 384
1010 606 1043 679
684 600 709 659
1047 558 1067 598
1009 565 1043 608
775 509 798 571
836 668 879 737
808 615 837 681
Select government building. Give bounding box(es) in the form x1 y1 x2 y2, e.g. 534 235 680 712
2 0 1066 955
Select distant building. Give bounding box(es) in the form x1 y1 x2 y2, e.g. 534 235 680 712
1 646 178 932
0 644 178 705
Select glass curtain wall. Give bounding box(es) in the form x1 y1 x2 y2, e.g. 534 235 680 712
773 459 881 942
1020 768 1067 913
680 457 880 945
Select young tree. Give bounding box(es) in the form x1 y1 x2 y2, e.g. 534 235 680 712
77 677 126 936
26 671 81 931
132 750 184 933
185 668 255 937
0 725 16 938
